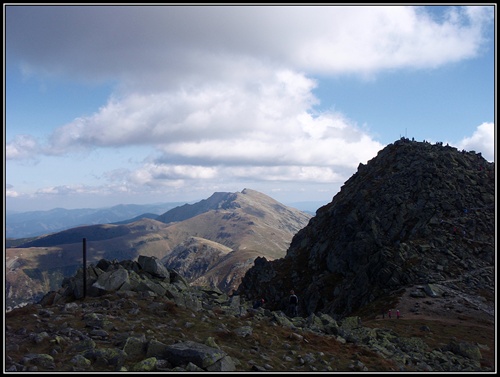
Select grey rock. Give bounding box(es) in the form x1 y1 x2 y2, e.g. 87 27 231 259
164 340 227 369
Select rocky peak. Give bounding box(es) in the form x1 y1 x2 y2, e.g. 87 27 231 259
236 139 495 319
156 192 234 223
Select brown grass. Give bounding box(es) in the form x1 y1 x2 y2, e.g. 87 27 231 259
5 292 495 372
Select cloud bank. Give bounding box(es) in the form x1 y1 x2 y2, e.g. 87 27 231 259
5 5 494 207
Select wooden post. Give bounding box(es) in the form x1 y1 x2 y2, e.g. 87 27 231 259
83 238 87 299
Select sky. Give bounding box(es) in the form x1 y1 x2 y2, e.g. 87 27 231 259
4 4 496 213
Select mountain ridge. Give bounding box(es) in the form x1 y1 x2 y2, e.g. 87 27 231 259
6 195 323 240
5 188 312 309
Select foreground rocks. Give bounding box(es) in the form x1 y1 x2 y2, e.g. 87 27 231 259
4 256 493 372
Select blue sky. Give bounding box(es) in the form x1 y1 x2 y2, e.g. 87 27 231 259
4 5 496 212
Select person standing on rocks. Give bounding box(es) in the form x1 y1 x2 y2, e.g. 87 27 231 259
396 309 400 319
253 298 265 309
388 309 392 319
288 290 298 317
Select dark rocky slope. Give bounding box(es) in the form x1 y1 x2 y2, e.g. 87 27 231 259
235 139 495 320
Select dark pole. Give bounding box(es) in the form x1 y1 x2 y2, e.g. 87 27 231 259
83 238 87 299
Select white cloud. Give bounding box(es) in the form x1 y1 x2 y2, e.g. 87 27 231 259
5 135 40 160
287 6 481 73
40 66 384 189
40 71 381 165
36 185 95 195
8 5 493 164
7 6 492 86
5 188 20 198
456 122 495 162
45 68 318 151
5 5 494 210
129 164 218 184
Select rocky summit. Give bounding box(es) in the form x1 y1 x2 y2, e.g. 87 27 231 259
236 138 495 321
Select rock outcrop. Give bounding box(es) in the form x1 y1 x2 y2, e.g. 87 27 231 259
4 255 493 372
236 139 495 320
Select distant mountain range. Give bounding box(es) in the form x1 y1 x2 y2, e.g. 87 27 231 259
5 202 187 239
5 188 313 309
5 200 321 240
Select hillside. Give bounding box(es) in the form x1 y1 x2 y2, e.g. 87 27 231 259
4 256 495 372
5 189 312 309
236 139 495 324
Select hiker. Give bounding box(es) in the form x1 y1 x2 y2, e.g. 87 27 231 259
288 290 298 317
388 309 392 319
253 298 265 309
396 309 400 319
